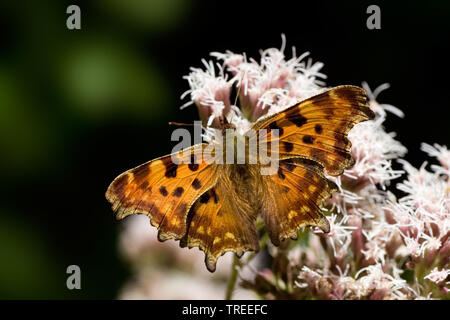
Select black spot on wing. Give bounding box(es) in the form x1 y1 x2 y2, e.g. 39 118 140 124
159 186 168 197
188 154 199 171
173 187 184 197
192 178 202 190
199 192 210 203
286 109 307 127
302 135 315 144
282 141 294 152
268 122 284 137
162 158 178 178
315 124 323 134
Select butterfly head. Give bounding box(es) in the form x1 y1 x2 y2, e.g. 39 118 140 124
219 116 236 131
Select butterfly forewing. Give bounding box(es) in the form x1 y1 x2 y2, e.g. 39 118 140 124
106 144 218 241
254 86 374 175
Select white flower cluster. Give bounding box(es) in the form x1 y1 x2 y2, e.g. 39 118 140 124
295 87 450 300
119 37 449 300
182 35 327 140
297 263 410 299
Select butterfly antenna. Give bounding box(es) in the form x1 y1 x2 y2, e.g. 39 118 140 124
168 121 194 127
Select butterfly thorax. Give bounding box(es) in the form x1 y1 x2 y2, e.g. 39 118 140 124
217 129 267 166
215 163 263 221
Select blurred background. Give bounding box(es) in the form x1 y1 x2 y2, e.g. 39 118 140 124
0 0 449 299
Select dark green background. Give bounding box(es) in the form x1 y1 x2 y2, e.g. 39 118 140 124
0 0 448 299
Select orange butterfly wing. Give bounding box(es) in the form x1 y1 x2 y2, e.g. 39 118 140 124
254 85 374 244
105 144 218 241
254 85 374 176
180 172 260 272
260 158 337 245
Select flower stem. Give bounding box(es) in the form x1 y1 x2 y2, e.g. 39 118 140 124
225 255 239 300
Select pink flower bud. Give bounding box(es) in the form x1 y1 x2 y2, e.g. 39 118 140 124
348 216 364 259
193 84 231 128
425 247 439 267
240 88 267 121
438 238 450 261
370 288 388 300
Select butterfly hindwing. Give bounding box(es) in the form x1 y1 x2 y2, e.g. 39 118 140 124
261 158 338 245
254 85 374 176
105 144 218 241
180 165 261 272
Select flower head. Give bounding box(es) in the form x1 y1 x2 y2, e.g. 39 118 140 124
119 36 450 300
182 35 326 135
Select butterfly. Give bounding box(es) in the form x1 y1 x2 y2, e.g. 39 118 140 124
105 85 374 272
